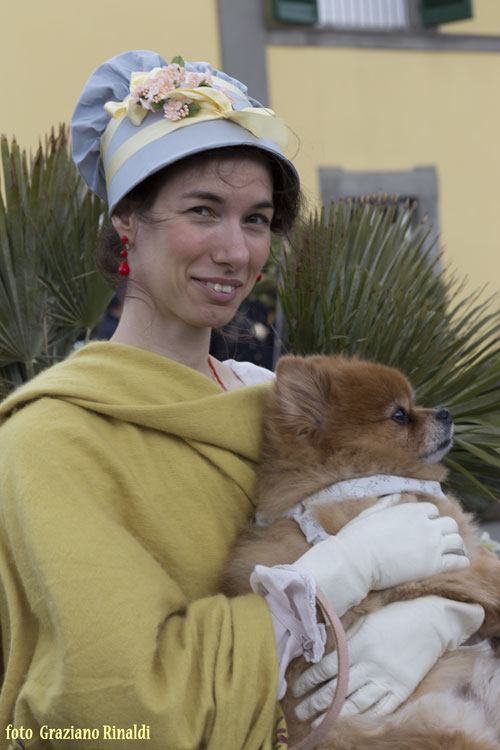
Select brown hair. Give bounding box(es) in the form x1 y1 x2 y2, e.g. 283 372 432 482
96 145 301 290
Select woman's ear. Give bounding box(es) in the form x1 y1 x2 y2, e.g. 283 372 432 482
111 204 137 240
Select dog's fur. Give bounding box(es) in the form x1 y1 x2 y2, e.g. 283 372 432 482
222 354 500 749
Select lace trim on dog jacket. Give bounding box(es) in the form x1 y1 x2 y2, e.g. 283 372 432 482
256 475 446 546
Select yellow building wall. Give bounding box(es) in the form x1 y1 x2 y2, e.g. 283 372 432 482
2 0 499 297
268 42 500 296
2 0 221 150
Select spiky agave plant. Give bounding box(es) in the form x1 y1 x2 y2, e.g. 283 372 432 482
0 126 113 398
279 198 500 513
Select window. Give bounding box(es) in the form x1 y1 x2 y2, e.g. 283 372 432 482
317 0 410 30
269 0 473 28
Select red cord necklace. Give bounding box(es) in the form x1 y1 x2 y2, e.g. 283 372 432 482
207 357 227 391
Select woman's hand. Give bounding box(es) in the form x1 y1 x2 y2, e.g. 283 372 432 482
292 502 469 617
292 596 484 724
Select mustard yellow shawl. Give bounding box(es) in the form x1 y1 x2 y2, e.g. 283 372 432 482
0 342 282 749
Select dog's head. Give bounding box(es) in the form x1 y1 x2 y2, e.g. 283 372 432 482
265 354 453 477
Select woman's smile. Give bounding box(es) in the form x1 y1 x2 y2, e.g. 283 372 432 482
192 276 243 302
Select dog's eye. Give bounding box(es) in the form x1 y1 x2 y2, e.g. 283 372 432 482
391 407 409 425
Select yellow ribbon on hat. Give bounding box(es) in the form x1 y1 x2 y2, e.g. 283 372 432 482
105 71 251 126
101 83 290 190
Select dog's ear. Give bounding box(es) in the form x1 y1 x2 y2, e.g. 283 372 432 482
272 355 331 441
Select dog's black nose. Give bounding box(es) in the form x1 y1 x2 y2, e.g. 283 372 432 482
434 407 452 423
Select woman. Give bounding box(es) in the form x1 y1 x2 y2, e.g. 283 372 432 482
0 51 483 749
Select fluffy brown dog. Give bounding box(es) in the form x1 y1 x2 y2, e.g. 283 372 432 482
222 354 500 750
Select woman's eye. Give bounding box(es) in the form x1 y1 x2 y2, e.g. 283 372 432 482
246 213 271 226
391 407 409 425
190 206 212 217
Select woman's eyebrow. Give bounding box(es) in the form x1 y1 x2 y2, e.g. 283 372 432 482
180 190 224 203
253 200 275 210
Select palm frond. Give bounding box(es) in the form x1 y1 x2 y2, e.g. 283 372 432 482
0 126 112 390
279 199 500 511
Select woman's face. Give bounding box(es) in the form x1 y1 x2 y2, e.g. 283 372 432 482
116 156 274 332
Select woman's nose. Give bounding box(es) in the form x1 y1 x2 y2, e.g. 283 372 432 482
212 221 250 268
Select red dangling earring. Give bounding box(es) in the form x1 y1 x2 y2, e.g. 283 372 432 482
118 235 130 276
256 273 262 282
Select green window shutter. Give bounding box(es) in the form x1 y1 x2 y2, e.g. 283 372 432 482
421 0 473 27
271 0 318 24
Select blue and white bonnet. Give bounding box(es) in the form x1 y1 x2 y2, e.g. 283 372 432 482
71 50 298 215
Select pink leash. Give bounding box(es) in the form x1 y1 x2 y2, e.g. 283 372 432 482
289 588 349 750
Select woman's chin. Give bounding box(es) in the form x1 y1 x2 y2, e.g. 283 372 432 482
204 311 238 330
201 300 243 329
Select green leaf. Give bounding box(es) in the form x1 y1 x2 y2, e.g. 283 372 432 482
170 55 185 67
187 102 201 117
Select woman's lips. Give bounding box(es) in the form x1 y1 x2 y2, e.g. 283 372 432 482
193 277 243 302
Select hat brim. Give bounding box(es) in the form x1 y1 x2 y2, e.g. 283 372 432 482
104 115 298 215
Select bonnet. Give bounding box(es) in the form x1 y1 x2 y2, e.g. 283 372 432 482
71 50 298 215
